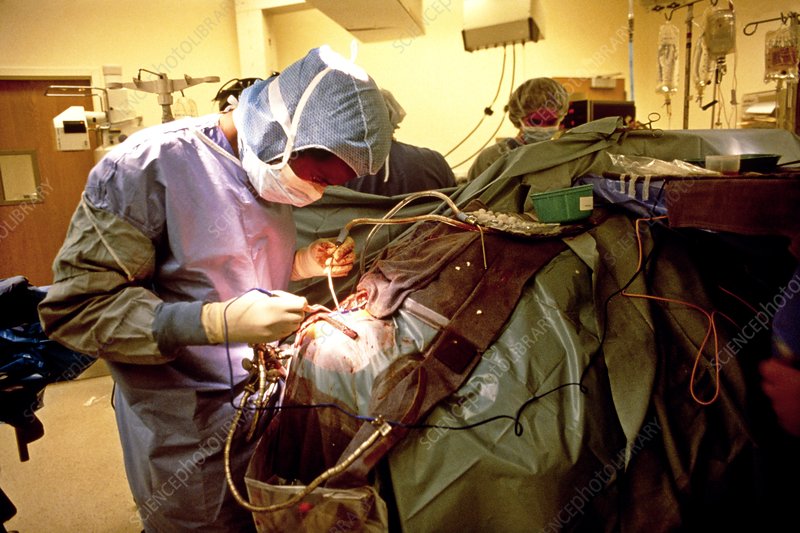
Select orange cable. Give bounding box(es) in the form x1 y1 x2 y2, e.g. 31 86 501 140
620 215 721 405
718 285 760 315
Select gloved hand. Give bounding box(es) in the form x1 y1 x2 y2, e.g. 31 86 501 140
201 289 307 344
291 236 356 280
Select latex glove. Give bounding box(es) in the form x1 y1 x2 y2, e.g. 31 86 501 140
291 236 356 280
201 289 307 344
760 358 800 438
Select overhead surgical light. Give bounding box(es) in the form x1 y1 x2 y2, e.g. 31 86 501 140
462 0 544 52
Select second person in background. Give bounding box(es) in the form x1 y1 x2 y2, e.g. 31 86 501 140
467 77 569 182
345 89 457 196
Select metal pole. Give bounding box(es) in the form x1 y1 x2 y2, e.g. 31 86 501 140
792 18 800 134
793 80 799 135
683 3 694 129
629 0 635 102
711 61 721 128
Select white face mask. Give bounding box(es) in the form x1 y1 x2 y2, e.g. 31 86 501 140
234 66 336 207
239 143 325 207
521 125 560 144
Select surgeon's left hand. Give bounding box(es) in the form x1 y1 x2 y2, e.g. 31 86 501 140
291 236 356 280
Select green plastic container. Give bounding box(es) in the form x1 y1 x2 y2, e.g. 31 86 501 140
530 184 594 223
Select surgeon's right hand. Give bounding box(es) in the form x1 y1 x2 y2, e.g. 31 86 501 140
201 289 308 344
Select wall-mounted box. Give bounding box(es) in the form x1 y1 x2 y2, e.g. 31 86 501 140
462 0 544 51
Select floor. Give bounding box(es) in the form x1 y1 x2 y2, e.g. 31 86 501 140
0 372 143 533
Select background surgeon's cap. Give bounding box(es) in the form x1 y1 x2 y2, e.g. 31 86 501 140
507 77 569 129
234 46 392 177
380 88 406 131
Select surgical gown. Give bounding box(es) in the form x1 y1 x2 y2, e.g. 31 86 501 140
38 114 295 532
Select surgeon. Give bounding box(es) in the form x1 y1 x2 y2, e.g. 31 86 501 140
466 77 570 182
38 46 391 532
345 89 456 195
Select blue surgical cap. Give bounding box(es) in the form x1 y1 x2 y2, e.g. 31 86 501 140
233 46 392 178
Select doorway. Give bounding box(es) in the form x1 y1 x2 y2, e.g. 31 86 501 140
0 78 96 286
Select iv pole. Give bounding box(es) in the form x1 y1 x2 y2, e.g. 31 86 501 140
650 1 708 129
742 11 800 135
682 2 697 129
628 0 636 102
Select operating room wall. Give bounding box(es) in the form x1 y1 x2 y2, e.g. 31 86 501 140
0 0 241 127
263 0 797 177
268 0 636 174
0 0 796 175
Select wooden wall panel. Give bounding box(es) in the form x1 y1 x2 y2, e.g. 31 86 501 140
0 79 96 286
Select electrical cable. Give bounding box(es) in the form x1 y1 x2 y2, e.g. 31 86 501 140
618 215 732 405
443 45 509 159
721 36 739 129
224 386 392 513
212 77 265 111
718 285 758 317
234 382 583 438
358 190 470 275
312 191 477 307
449 43 520 170
348 214 477 268
448 107 508 170
326 189 500 311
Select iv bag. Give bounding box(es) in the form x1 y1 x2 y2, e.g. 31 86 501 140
692 37 715 105
693 36 714 93
765 25 800 81
703 8 736 58
656 22 680 94
173 97 198 119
